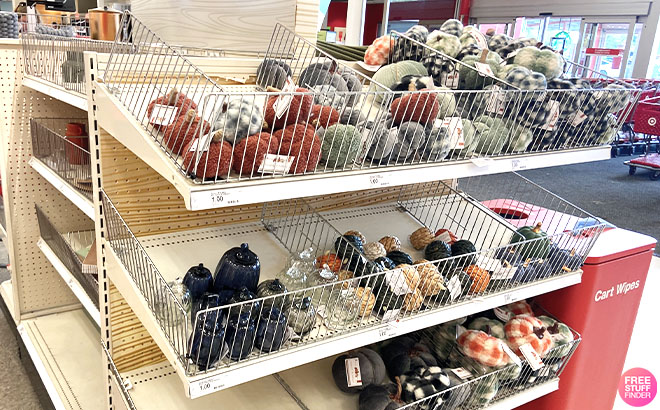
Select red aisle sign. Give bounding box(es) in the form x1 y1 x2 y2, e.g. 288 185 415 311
585 47 623 56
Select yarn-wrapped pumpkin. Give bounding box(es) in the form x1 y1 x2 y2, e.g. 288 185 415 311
256 59 293 89
440 19 464 37
505 315 554 356
458 329 509 367
162 109 210 156
410 228 435 250
459 51 503 90
147 88 197 131
320 124 362 168
426 30 461 58
182 138 233 180
364 242 387 261
513 46 564 80
414 260 445 297
213 99 265 145
472 115 509 155
232 132 280 175
390 91 440 125
264 88 314 129
364 35 395 66
370 60 428 99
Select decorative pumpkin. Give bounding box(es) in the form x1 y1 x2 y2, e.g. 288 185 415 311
432 323 460 362
256 279 291 311
312 84 346 109
366 122 397 163
402 288 424 312
505 315 554 356
274 123 321 174
426 30 461 58
256 59 292 89
411 227 435 250
464 265 490 293
309 105 340 128
458 329 509 367
356 287 376 316
182 139 232 180
399 366 453 404
370 60 428 98
344 230 366 244
391 25 429 62
371 274 405 314
441 19 464 37
437 269 473 303
388 121 428 161
298 61 348 91
488 34 512 52
422 54 455 86
450 240 477 267
147 88 197 130
434 229 458 244
542 247 582 276
315 252 343 272
212 99 265 145
465 374 499 407
414 260 445 297
511 258 540 283
502 300 535 317
379 236 402 253
538 315 574 359
274 122 316 152
510 222 551 260
232 132 279 175
333 348 387 393
391 75 435 94
459 51 502 90
501 66 547 99
335 234 364 256
513 46 564 80
255 306 288 353
472 115 510 155
390 91 440 125
386 251 414 266
421 125 450 162
364 35 395 66
364 242 387 261
381 336 437 378
374 256 397 270
358 381 405 410
495 37 540 60
163 109 210 155
264 88 314 129
505 121 534 153
424 240 452 264
320 124 362 168
340 107 368 126
394 264 421 290
467 317 506 340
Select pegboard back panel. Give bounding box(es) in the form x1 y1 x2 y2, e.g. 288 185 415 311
3 45 93 316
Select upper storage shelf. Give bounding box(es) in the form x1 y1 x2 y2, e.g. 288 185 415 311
92 12 641 211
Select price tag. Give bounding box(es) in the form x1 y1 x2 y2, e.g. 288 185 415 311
569 110 588 127
385 269 411 295
451 367 473 380
507 49 520 60
539 100 561 131
511 159 528 171
490 264 518 281
189 132 213 153
273 77 296 119
258 154 294 174
474 62 495 77
471 157 494 168
381 309 400 324
475 254 503 273
357 61 382 72
436 230 454 243
368 173 391 188
464 26 488 49
447 275 462 301
519 343 545 371
345 358 363 387
503 292 518 304
149 104 178 126
494 307 513 322
189 375 227 398
485 85 505 115
500 341 522 366
442 71 460 89
442 117 465 149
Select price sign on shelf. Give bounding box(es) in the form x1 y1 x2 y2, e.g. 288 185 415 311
503 292 518 304
191 190 244 210
189 375 227 398
368 173 391 188
511 159 528 172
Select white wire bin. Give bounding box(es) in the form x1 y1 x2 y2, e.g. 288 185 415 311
100 172 601 381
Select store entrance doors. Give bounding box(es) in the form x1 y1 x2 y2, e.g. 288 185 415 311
576 18 641 78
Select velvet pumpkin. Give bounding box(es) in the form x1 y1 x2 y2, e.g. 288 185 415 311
380 336 437 378
510 222 551 260
505 315 554 356
333 348 387 393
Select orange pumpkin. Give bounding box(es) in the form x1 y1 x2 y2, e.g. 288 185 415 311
464 265 490 293
315 252 343 272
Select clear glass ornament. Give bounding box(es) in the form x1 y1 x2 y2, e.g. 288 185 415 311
155 277 191 327
306 264 339 306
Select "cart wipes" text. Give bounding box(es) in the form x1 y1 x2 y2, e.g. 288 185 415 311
594 280 641 302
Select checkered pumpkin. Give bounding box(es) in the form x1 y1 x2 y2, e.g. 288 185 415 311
547 78 583 119
400 366 452 406
502 66 547 92
458 330 509 367
392 25 429 63
365 35 394 65
456 44 482 61
488 34 512 52
502 300 534 316
440 19 464 37
505 315 554 356
422 54 455 86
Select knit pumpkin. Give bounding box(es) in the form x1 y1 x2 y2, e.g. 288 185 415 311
458 329 509 367
212 99 266 145
513 46 564 80
162 109 210 156
410 227 435 250
414 260 445 297
370 61 428 98
390 92 440 125
365 35 395 66
147 88 197 130
538 315 574 359
320 124 362 168
505 315 554 357
366 122 398 163
298 61 349 92
464 265 490 293
379 236 401 253
182 139 232 180
264 88 314 129
440 19 464 37
363 242 387 261
256 59 292 89
472 115 509 155
309 105 340 128
232 132 279 175
426 30 461 58
421 125 450 162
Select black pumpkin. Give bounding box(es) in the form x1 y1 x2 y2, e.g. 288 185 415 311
386 250 414 266
425 240 452 270
370 274 405 313
375 256 396 270
450 239 477 268
335 234 364 258
436 269 473 303
332 348 387 393
380 336 437 378
358 381 404 410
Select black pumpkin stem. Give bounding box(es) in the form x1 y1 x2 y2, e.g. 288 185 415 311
533 326 547 339
548 323 561 334
485 324 492 336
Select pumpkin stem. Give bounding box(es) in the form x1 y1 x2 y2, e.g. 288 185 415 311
211 129 223 142
548 323 561 334
185 109 196 123
266 86 282 93
503 260 512 268
393 376 403 402
480 49 488 63
533 326 547 339
408 81 417 92
562 265 572 272
167 88 179 105
533 222 543 233
523 258 531 268
570 248 576 257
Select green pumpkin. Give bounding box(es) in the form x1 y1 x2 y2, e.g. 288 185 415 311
467 317 505 339
510 222 550 260
539 315 574 359
436 269 473 303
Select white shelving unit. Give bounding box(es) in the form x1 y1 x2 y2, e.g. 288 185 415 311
23 76 88 112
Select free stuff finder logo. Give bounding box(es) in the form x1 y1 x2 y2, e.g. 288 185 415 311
619 368 657 407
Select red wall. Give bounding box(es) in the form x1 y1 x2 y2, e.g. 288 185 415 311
326 0 455 45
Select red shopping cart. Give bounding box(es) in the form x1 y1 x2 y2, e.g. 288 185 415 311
625 95 660 180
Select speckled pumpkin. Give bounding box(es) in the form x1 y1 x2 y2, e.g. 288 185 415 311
213 99 265 145
464 265 490 293
320 124 362 168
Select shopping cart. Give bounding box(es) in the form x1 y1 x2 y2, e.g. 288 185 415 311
625 95 660 180
612 79 660 156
